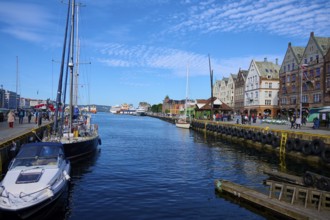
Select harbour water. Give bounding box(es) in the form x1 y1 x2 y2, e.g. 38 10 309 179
2 113 321 219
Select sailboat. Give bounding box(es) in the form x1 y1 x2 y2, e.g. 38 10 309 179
43 0 100 160
176 65 191 129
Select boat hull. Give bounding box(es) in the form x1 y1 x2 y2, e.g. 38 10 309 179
175 122 190 129
0 180 69 219
62 135 100 160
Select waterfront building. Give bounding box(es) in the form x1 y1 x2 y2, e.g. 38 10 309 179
219 77 229 104
279 32 330 119
325 47 330 106
244 58 280 118
279 42 305 116
0 88 5 108
194 97 232 119
4 90 20 109
234 69 248 115
227 74 237 110
213 80 221 100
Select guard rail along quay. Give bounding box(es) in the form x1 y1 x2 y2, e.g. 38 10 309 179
191 119 330 168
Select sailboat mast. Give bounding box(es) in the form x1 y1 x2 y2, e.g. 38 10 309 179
208 54 214 119
68 0 76 132
185 65 189 117
73 5 80 107
53 0 71 134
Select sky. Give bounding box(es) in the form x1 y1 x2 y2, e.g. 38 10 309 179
0 0 330 108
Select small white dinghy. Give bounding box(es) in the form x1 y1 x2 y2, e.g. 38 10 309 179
0 142 71 219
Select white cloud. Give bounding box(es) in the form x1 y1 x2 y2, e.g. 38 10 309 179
168 0 330 37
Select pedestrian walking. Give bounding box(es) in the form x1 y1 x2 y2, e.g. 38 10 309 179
37 110 43 126
7 110 15 128
18 109 25 124
27 111 32 123
295 117 301 129
290 115 296 129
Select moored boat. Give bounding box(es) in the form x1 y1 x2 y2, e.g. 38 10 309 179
45 0 101 160
0 142 71 219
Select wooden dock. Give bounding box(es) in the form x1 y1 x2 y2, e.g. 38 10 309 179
214 179 330 220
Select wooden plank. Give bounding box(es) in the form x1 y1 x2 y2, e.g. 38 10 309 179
215 179 330 220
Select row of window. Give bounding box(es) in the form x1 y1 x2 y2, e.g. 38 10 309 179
280 93 322 104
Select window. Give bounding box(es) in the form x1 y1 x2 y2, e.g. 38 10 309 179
269 83 272 88
292 74 296 82
309 70 314 78
302 95 308 103
281 98 287 105
284 66 286 72
304 58 307 64
292 85 296 93
316 68 320 77
315 81 320 90
303 83 308 91
269 91 272 98
288 64 290 71
287 75 290 82
292 63 295 69
327 77 330 89
291 97 297 104
255 91 258 98
310 57 313 62
265 82 268 88
265 100 271 105
303 71 308 80
265 91 268 97
316 55 319 63
313 94 321 103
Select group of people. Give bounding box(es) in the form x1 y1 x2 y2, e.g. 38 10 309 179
7 109 47 128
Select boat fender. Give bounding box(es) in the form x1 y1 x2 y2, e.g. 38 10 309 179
261 134 267 144
240 129 245 138
293 138 302 151
286 139 294 151
321 147 330 163
301 141 312 155
256 132 262 142
303 172 314 187
63 170 71 181
316 177 330 191
271 136 280 148
243 130 249 139
247 130 253 139
98 138 102 145
266 133 273 144
251 132 257 141
311 139 324 155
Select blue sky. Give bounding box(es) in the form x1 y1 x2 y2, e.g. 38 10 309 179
1 0 330 108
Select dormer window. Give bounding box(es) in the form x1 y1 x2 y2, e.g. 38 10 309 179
267 75 272 79
265 69 269 72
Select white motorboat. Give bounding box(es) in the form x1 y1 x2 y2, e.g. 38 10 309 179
0 142 71 219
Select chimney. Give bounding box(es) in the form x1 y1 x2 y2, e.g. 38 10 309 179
311 32 314 37
276 58 278 65
264 57 267 62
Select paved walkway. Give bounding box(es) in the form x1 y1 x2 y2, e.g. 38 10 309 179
0 117 51 144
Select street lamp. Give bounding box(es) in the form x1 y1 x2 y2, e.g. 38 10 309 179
300 64 308 120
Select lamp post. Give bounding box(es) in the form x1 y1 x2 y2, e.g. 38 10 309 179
300 64 308 120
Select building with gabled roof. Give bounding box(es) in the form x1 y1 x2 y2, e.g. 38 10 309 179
279 42 305 116
234 69 248 114
244 58 280 118
227 73 237 109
